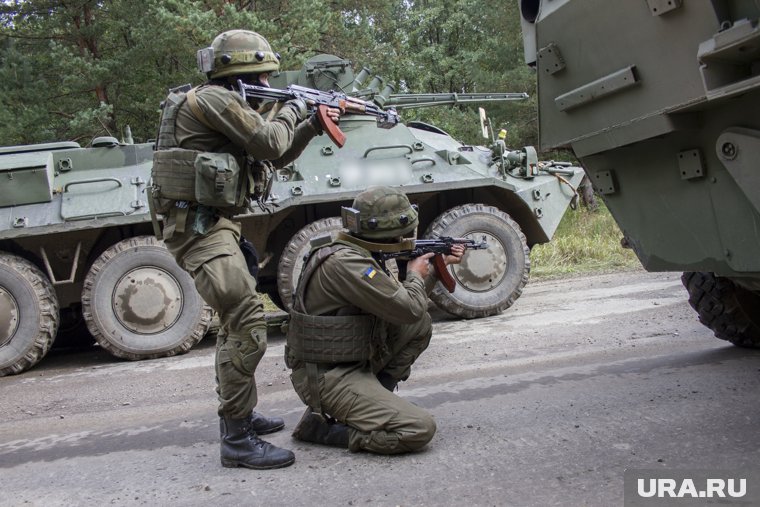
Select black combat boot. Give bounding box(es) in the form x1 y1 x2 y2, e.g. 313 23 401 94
292 408 350 448
249 411 285 435
220 416 295 469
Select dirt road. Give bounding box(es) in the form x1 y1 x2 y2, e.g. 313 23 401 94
1 269 758 506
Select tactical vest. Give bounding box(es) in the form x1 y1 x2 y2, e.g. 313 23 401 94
286 242 377 416
287 243 376 364
152 89 199 202
151 87 248 209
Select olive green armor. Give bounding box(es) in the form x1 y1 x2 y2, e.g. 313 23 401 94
151 85 250 224
288 244 376 365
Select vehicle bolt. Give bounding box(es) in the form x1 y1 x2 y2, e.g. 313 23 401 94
720 142 737 160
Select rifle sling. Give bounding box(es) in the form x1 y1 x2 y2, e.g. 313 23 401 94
186 88 215 130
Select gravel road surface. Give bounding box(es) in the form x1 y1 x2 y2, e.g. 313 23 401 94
1 269 757 506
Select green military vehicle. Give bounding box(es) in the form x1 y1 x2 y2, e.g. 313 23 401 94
260 55 584 318
519 0 760 345
0 138 213 376
0 55 585 376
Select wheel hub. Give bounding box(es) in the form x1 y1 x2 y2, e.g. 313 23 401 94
450 231 507 292
112 266 183 334
0 286 20 347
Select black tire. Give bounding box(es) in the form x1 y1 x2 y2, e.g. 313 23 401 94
681 271 760 347
53 305 96 349
277 217 344 312
0 253 59 376
424 204 530 319
82 236 212 360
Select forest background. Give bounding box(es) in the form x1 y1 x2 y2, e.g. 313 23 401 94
0 0 639 276
0 0 536 148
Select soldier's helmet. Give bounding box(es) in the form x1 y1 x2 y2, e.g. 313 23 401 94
209 30 280 79
352 186 418 240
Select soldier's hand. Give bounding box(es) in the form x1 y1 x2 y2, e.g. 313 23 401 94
408 252 435 278
444 244 465 265
322 106 342 124
309 106 342 133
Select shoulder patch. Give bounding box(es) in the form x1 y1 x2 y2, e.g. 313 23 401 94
362 266 378 281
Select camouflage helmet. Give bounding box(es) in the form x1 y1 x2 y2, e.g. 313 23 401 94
209 30 280 79
352 186 418 240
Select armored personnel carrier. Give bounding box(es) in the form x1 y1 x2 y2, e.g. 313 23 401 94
0 139 212 376
0 55 584 376
519 1 760 346
259 55 585 318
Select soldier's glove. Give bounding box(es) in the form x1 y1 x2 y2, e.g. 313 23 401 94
285 98 308 122
309 113 324 135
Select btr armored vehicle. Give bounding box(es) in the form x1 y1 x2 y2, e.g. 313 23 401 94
0 139 212 376
0 55 584 375
519 0 760 345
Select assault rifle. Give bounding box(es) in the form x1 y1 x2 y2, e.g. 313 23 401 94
237 80 400 149
376 236 488 293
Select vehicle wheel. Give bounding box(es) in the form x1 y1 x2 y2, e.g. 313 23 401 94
277 217 343 312
82 236 212 360
424 204 530 319
682 272 760 347
0 253 59 376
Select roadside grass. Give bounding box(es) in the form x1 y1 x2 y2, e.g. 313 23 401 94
530 201 641 279
262 297 281 314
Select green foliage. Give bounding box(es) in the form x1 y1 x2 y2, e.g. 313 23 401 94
0 0 538 147
530 202 641 279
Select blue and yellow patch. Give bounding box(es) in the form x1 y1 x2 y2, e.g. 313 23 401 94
362 267 378 281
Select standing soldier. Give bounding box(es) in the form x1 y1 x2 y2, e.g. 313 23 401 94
150 30 340 470
286 186 464 454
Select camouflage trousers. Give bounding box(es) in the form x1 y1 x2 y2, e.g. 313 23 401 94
290 312 435 454
164 210 266 420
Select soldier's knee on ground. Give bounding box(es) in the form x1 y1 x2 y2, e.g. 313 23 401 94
351 411 437 454
403 411 436 451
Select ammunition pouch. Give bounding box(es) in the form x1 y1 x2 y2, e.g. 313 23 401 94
152 149 247 209
195 152 246 207
287 311 374 364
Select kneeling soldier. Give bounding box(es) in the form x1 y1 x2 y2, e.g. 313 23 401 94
285 186 464 454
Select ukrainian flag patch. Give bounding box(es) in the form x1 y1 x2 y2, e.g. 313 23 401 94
362 267 378 280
